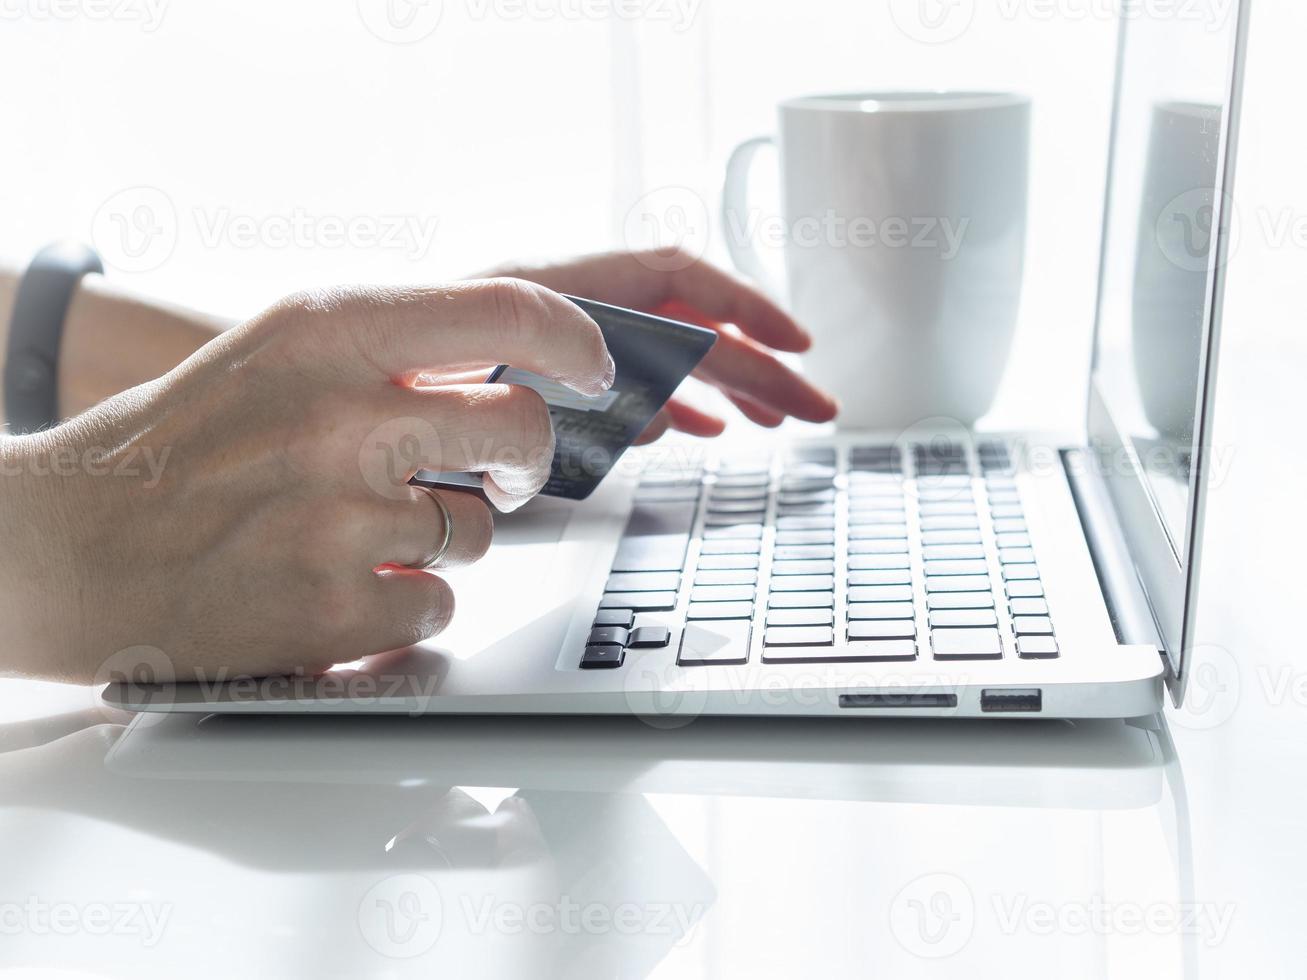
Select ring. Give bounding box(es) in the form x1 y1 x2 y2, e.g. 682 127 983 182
414 486 455 569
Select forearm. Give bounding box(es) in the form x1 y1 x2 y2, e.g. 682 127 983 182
0 262 233 423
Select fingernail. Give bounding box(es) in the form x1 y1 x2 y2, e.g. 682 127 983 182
601 355 617 391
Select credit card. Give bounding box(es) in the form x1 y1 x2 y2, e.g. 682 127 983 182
417 295 716 500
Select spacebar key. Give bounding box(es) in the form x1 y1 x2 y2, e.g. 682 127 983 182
611 500 697 572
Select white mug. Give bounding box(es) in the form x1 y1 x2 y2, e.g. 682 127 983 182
723 92 1031 430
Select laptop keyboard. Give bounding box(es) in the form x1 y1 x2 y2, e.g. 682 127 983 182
580 440 1059 669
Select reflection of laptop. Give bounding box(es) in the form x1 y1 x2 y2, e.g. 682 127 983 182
106 2 1250 719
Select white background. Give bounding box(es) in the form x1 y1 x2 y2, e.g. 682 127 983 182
0 0 1127 432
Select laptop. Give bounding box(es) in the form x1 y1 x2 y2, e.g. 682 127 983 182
104 0 1250 719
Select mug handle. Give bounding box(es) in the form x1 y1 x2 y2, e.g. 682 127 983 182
721 135 780 291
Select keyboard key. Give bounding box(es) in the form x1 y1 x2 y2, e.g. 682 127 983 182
992 518 1027 533
780 478 835 494
931 627 1002 660
1002 564 1040 581
848 553 911 571
914 486 973 503
611 501 696 572
694 568 758 586
708 485 768 501
765 639 917 662
848 539 910 555
924 559 989 577
990 504 1024 519
705 514 763 530
605 571 681 593
840 639 918 661
847 619 915 640
917 502 977 517
764 626 835 647
987 490 1022 504
1017 635 1059 659
768 591 834 609
588 626 630 646
1012 615 1054 635
926 591 994 610
848 524 909 540
700 539 762 556
925 575 991 593
921 545 981 563
778 490 836 506
921 529 983 545
708 499 771 514
928 609 998 628
687 601 753 621
1005 579 1045 598
848 584 914 603
998 547 1037 565
774 545 835 561
769 575 835 593
703 522 764 539
691 584 756 603
628 626 671 648
777 515 834 531
767 607 835 627
777 502 835 517
847 508 907 525
919 515 979 531
771 559 835 576
848 601 915 620
593 608 635 628
775 529 835 546
600 591 678 611
848 568 911 586
697 553 760 571
1009 597 1049 616
580 644 624 669
995 532 1031 549
678 620 751 666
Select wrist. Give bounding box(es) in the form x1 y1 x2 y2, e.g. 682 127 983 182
0 433 83 679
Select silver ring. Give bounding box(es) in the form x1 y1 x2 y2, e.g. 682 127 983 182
415 486 454 569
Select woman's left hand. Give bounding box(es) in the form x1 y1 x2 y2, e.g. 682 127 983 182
479 249 840 442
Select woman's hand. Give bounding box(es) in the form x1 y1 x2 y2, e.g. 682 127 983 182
0 279 612 683
479 249 840 442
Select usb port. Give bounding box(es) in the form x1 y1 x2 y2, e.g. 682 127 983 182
980 688 1042 713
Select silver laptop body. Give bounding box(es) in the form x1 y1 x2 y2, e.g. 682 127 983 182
105 0 1250 720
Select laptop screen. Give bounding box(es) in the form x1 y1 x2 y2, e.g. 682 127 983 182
1088 0 1246 684
1092 1 1241 552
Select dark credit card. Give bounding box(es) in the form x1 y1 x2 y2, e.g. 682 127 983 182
417 295 716 500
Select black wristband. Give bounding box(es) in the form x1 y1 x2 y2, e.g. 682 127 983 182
4 242 103 434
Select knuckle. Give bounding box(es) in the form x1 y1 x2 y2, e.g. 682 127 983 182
484 277 552 341
461 497 495 562
413 574 456 638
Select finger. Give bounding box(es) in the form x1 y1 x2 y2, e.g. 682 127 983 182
366 567 457 649
372 487 494 570
727 393 786 428
322 279 615 395
368 384 556 511
695 330 839 423
663 396 727 437
634 410 672 446
651 263 812 352
488 251 811 352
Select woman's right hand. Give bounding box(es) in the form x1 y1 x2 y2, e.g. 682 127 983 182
0 279 614 683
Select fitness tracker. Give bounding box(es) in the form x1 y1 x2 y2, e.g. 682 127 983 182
4 242 103 434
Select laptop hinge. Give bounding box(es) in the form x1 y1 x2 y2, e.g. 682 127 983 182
1061 449 1166 655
